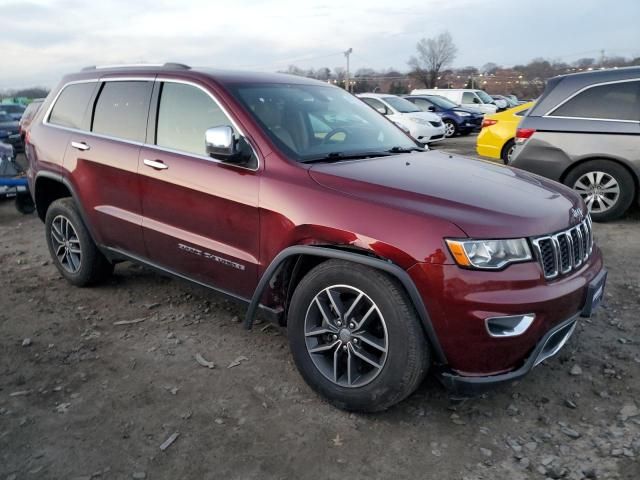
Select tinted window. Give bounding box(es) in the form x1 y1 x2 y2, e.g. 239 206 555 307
49 82 96 129
411 98 434 111
551 81 640 121
156 82 235 156
92 81 152 142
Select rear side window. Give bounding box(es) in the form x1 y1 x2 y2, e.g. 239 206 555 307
361 97 387 113
551 80 640 121
92 81 153 142
411 98 433 111
156 82 236 156
48 82 96 129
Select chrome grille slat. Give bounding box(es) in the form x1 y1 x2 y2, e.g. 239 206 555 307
532 215 593 279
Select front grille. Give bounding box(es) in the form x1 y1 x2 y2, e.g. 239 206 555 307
429 121 442 127
431 134 444 140
532 216 593 279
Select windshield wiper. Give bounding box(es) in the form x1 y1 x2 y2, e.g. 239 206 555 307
301 151 393 164
387 146 426 153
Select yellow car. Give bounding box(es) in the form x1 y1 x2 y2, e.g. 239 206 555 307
476 102 534 163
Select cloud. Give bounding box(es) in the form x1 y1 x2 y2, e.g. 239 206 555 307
0 0 638 89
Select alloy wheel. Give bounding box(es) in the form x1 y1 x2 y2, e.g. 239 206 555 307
444 122 456 137
506 144 516 164
50 215 82 273
573 171 620 214
304 285 388 388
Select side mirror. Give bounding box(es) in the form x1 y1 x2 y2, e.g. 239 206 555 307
427 106 436 112
375 106 388 115
473 98 481 104
205 125 237 159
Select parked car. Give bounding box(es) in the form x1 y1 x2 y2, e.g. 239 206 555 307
402 94 483 137
410 88 498 115
505 94 520 104
0 103 26 121
357 93 446 144
0 112 22 152
476 102 534 163
511 67 640 222
28 64 606 412
19 99 44 140
0 141 16 198
491 95 509 110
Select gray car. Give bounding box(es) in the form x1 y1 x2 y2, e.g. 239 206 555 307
511 66 640 222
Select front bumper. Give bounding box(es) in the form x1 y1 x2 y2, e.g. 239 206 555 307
436 267 607 396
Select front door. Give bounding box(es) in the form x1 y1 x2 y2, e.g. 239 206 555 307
139 80 260 299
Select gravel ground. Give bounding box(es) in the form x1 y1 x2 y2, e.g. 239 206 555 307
1 145 639 480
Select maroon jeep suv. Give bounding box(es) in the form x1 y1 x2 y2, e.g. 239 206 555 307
26 63 606 412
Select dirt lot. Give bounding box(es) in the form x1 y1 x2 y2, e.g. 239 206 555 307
1 143 639 479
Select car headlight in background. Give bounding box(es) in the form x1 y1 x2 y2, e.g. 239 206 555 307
409 117 432 125
445 238 532 269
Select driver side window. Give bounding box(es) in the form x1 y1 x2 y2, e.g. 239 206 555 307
362 98 388 114
156 82 236 157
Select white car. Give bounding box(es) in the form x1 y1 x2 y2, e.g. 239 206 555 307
410 88 498 115
357 93 446 144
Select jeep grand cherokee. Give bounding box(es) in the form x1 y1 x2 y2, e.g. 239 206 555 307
26 63 606 412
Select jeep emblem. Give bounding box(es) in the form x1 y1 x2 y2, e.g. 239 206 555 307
571 208 584 222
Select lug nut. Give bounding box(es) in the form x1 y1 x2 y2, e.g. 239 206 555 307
349 322 355 329
342 345 348 351
336 321 342 327
332 334 337 340
353 338 358 344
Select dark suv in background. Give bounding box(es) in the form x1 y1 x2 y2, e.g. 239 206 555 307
26 64 606 412
403 94 483 137
512 67 640 222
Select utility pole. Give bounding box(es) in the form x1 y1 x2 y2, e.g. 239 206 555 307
344 48 353 93
600 49 605 68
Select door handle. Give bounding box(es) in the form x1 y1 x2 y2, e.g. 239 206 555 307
71 141 90 151
143 159 169 170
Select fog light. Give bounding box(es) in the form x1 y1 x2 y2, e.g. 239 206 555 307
485 314 535 338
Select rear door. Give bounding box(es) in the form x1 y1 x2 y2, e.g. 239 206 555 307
138 80 260 299
63 78 153 256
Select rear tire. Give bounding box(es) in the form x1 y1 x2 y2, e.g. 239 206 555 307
45 198 114 286
501 139 516 165
287 259 430 412
564 160 635 222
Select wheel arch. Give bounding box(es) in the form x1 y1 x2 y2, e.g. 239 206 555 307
245 245 447 364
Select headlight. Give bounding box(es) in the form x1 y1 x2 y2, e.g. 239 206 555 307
409 117 431 125
455 112 471 117
445 238 532 269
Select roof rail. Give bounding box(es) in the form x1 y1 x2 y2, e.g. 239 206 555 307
81 62 191 71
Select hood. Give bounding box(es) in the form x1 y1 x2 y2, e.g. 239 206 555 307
308 151 584 238
452 107 482 116
400 111 441 122
0 120 19 131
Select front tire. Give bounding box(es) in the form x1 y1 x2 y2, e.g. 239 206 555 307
288 260 430 412
45 198 113 286
443 120 457 138
564 160 635 222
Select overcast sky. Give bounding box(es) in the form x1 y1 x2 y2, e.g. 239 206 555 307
1 0 639 89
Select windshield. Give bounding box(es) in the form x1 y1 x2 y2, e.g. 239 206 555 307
476 90 494 104
425 95 458 109
382 96 421 113
230 84 419 162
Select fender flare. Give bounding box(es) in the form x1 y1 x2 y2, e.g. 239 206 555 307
245 245 447 364
34 171 100 243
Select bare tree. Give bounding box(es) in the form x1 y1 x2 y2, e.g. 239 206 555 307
408 31 458 88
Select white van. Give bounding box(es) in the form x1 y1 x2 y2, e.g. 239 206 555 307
410 89 498 115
